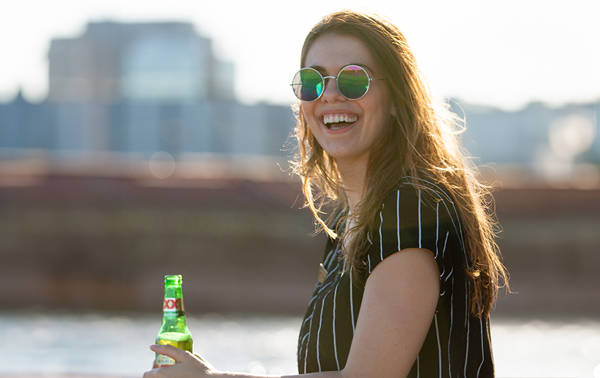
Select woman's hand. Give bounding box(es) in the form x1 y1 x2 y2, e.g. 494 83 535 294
143 344 221 378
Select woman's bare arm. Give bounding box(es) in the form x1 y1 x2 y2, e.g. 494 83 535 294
341 248 440 378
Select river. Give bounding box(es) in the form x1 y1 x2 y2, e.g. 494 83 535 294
1 311 599 377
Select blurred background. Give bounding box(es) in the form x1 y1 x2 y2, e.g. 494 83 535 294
0 0 599 377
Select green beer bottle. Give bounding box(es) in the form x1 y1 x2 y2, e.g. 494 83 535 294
153 274 193 368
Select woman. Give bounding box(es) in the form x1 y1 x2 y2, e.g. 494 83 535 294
145 10 509 378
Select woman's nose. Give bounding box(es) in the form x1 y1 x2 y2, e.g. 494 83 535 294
320 76 344 102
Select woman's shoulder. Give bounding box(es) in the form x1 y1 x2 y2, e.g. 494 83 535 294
365 175 467 284
376 175 463 238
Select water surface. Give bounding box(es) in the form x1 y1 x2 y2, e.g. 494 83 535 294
1 311 598 377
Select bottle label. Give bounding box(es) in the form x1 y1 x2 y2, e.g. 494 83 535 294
153 353 175 368
163 298 184 315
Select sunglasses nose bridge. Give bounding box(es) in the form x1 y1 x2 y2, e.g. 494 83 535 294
320 75 341 99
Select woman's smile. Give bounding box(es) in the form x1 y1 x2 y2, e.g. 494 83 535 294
320 110 359 133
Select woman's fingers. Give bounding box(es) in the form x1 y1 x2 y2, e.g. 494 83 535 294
193 353 218 371
150 344 192 363
144 345 218 377
192 352 212 364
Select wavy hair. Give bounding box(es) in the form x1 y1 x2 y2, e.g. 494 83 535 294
290 10 510 318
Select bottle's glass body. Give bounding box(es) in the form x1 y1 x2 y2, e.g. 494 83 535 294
153 274 193 368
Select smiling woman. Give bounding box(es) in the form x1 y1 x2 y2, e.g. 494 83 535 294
289 10 511 378
145 9 510 378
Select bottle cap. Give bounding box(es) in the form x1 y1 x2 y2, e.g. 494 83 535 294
164 274 182 285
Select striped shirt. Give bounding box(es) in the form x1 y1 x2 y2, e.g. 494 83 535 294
297 176 495 377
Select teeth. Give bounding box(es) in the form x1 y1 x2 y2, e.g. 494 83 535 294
323 113 358 125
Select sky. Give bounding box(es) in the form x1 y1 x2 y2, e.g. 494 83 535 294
0 0 598 111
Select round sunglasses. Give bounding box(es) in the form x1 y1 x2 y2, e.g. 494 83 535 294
290 64 382 102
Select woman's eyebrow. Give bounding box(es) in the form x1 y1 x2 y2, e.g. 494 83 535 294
308 65 327 75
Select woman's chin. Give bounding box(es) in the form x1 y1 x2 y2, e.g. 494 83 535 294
323 148 369 166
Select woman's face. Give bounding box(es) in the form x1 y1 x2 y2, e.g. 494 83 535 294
302 33 392 168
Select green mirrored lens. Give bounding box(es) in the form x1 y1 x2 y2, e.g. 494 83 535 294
338 65 369 99
292 68 323 101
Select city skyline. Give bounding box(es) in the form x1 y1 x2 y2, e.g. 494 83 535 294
0 0 599 111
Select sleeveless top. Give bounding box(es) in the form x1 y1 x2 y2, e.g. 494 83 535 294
296 176 495 377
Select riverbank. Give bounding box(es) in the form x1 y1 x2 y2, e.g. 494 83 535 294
1 162 599 318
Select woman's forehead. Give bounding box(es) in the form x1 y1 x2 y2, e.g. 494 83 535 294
304 34 377 74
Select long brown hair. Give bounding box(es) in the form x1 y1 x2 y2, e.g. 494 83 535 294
291 10 510 318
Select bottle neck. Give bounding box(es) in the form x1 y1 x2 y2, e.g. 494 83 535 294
161 311 187 327
162 284 185 318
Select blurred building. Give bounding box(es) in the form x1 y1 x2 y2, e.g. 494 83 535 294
48 21 233 103
0 21 295 160
0 90 54 152
448 99 600 172
0 98 295 160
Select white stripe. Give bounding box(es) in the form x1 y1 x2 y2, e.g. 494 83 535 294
367 254 372 274
304 309 314 373
298 331 309 363
464 279 470 377
316 293 329 372
333 283 341 370
300 331 309 344
302 296 321 359
438 197 468 264
442 231 449 258
417 189 422 248
448 275 454 378
350 267 355 334
440 231 450 279
379 210 384 261
303 290 326 371
435 314 442 378
435 201 439 259
308 269 338 306
396 189 401 250
302 313 313 325
321 263 340 284
312 284 332 304
307 292 319 307
324 246 338 269
476 315 485 377
323 249 334 268
302 263 340 372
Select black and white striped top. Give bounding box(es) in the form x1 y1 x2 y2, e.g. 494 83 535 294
297 176 495 377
